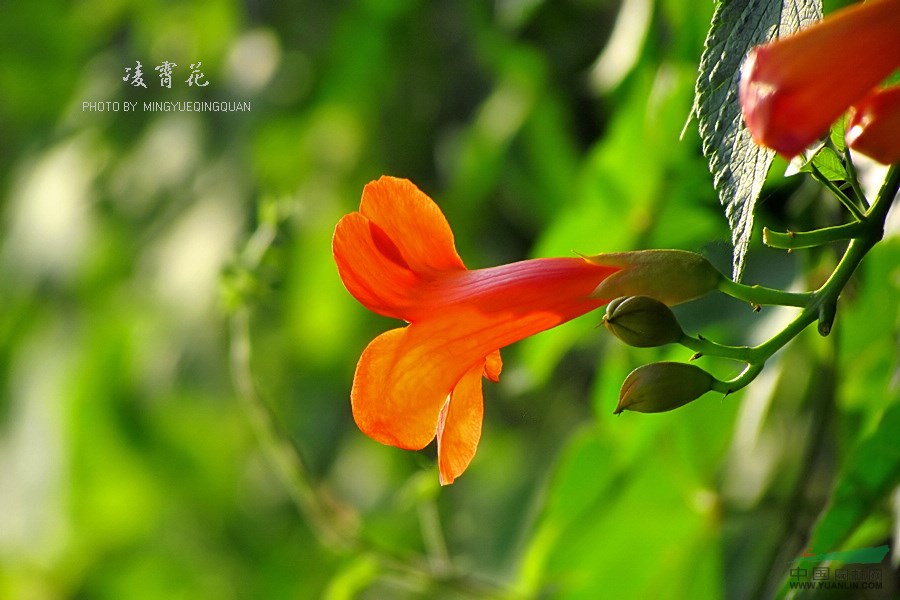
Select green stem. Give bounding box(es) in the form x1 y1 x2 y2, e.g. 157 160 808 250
762 222 867 250
228 216 357 548
748 305 817 363
418 498 452 576
842 146 868 208
712 165 899 394
679 334 753 363
866 164 900 225
809 162 866 221
230 308 357 550
715 363 764 394
717 278 812 307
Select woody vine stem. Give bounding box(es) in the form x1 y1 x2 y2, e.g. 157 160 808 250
688 164 899 395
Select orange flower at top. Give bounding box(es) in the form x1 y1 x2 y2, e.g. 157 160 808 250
333 177 618 484
740 0 900 158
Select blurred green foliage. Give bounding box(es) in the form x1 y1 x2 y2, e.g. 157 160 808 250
0 1 897 599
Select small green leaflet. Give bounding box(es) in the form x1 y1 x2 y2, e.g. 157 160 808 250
688 0 821 280
806 146 849 182
829 116 847 153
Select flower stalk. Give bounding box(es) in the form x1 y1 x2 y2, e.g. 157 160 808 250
808 161 867 221
717 278 812 307
762 222 867 250
693 165 899 395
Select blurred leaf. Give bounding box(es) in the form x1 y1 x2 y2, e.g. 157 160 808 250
444 43 544 224
774 403 900 599
324 555 379 600
806 403 900 555
0 3 87 138
837 239 900 418
690 0 821 280
525 428 721 598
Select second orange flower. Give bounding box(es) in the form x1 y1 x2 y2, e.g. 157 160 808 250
739 0 900 159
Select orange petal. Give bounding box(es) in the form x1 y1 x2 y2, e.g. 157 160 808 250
847 86 900 165
436 362 485 485
359 177 466 275
483 349 502 383
333 212 422 320
351 327 458 451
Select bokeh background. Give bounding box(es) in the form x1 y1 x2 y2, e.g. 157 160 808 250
1 0 897 598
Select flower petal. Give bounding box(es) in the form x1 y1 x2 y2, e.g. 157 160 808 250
847 86 900 165
333 212 423 320
436 362 485 485
351 327 455 451
360 176 466 275
483 349 502 383
334 176 470 321
419 259 618 351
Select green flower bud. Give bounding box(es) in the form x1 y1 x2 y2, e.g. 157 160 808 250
603 296 684 348
588 250 722 306
615 362 715 414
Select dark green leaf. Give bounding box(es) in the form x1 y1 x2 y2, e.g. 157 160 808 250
690 0 821 280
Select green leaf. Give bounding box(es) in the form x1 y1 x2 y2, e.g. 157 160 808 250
323 555 379 600
830 116 847 153
793 146 849 181
690 0 821 280
811 146 848 181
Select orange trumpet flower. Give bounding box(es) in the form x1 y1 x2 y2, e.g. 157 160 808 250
739 0 900 158
333 177 617 484
334 177 720 484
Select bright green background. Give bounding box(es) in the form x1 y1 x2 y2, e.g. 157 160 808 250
0 1 897 599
